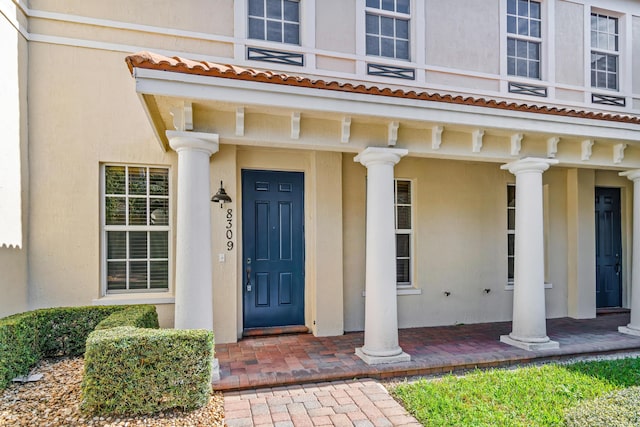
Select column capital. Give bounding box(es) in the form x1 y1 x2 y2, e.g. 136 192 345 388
354 147 408 168
620 170 640 181
501 157 559 175
166 130 219 156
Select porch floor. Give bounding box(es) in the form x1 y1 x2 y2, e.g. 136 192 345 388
213 313 640 391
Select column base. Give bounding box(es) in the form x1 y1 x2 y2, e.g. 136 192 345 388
355 347 411 365
500 335 559 351
211 358 220 382
618 325 640 337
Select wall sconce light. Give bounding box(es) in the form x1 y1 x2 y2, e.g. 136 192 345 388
443 291 451 297
211 181 232 208
484 288 491 294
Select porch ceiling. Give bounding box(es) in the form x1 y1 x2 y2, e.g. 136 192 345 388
127 52 640 169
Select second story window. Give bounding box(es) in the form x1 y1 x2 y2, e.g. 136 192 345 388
507 0 541 79
365 0 410 61
248 0 300 45
591 13 619 91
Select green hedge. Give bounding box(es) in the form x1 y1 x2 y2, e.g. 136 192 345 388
0 305 157 389
94 305 159 331
82 327 214 415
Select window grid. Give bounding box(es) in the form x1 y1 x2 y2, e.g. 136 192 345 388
591 13 619 91
248 0 300 45
507 185 516 284
103 165 170 293
506 0 541 79
394 179 412 287
365 0 411 61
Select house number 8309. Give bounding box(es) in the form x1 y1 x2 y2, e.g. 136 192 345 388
226 208 234 251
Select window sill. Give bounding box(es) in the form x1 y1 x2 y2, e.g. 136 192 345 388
504 283 553 291
362 288 422 297
92 293 175 305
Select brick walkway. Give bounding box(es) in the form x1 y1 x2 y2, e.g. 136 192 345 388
224 378 421 427
215 313 640 392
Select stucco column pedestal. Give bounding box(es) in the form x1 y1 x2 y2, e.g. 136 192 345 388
354 147 411 365
500 158 559 351
619 170 640 337
167 130 220 379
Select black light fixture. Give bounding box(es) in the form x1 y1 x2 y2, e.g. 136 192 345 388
211 181 232 208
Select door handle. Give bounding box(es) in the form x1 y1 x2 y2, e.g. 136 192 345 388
616 254 621 276
246 258 252 292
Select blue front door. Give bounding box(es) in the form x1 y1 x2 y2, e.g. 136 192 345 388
595 187 622 308
242 170 305 329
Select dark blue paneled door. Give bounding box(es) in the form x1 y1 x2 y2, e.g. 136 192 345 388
595 187 622 308
242 170 305 329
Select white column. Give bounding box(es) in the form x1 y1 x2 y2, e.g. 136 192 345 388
354 147 411 365
500 158 559 351
167 130 219 331
619 170 640 336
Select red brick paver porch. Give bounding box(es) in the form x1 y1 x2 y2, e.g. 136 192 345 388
214 313 640 391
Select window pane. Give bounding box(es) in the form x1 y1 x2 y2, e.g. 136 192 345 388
284 23 299 44
366 14 379 34
396 234 410 257
366 0 379 8
149 168 168 196
380 16 394 37
590 31 597 48
507 38 515 56
107 261 126 290
107 231 126 259
381 37 394 57
508 234 515 256
105 197 126 225
129 261 148 289
507 16 516 34
266 20 282 42
508 209 515 230
396 181 411 204
609 35 617 52
128 198 148 225
516 59 527 77
530 1 540 19
517 18 528 36
528 42 539 60
248 18 265 39
150 231 169 259
266 0 281 19
517 0 529 16
396 40 409 60
396 259 410 283
516 40 527 58
607 72 617 90
530 20 540 38
396 19 408 39
591 69 596 87
609 17 618 34
397 0 410 14
283 0 299 22
129 231 147 259
381 0 394 11
596 71 606 88
366 35 379 55
105 166 125 195
507 57 516 75
150 261 169 289
508 257 514 280
528 60 539 79
607 55 617 72
597 33 607 50
397 206 411 229
507 186 516 207
248 0 264 17
507 0 516 15
128 167 147 195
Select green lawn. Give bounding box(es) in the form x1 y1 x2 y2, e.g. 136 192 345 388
391 357 640 427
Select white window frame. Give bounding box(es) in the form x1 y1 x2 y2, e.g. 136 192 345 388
101 164 172 296
364 0 411 61
247 0 301 45
590 11 620 92
505 0 543 80
394 178 414 288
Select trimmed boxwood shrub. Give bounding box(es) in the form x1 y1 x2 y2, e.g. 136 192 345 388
94 305 159 331
82 327 214 415
565 386 640 427
0 305 157 389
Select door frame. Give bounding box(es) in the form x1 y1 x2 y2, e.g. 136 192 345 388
240 168 306 330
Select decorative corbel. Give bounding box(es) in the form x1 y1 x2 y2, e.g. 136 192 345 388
388 121 399 146
581 139 594 161
613 143 627 164
432 125 443 150
547 136 560 158
472 129 484 153
169 101 193 131
235 107 245 137
510 133 523 156
341 117 351 144
291 112 301 139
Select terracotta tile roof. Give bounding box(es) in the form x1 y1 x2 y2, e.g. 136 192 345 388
126 51 640 125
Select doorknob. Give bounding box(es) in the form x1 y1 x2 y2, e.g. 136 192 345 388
246 258 252 292
616 254 621 276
